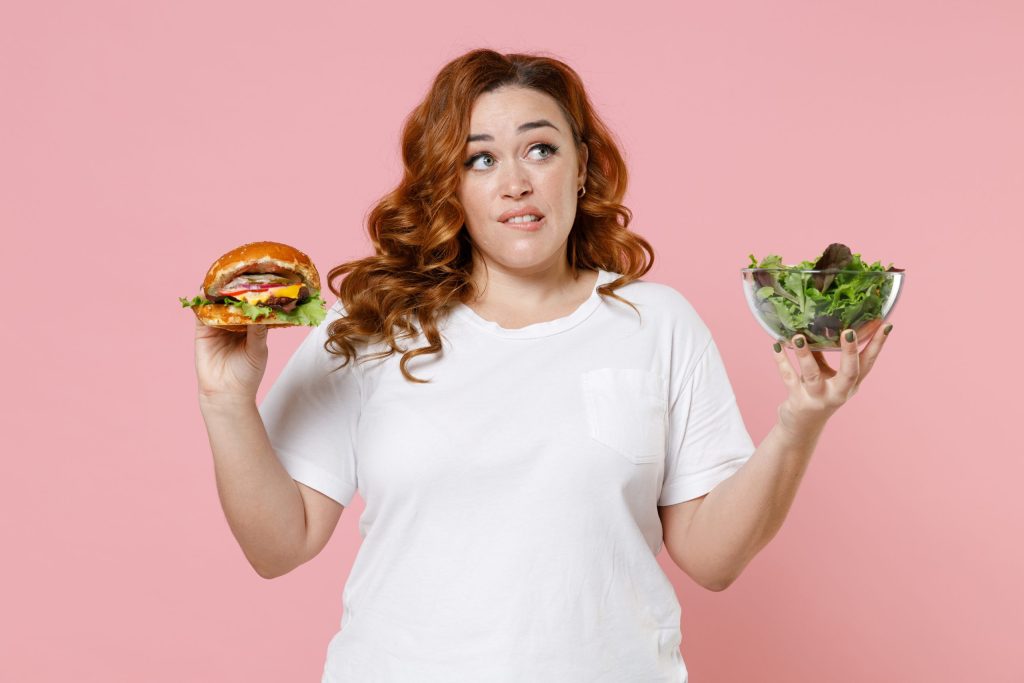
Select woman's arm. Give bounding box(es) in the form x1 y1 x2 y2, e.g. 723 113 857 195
659 418 824 591
660 324 893 590
201 395 341 579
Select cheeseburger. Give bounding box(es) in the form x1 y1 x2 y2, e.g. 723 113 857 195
180 241 327 331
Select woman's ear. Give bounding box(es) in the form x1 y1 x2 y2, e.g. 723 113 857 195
577 142 589 187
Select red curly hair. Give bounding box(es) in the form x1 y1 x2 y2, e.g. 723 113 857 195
324 48 655 383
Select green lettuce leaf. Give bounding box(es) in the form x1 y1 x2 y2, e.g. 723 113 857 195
178 292 327 327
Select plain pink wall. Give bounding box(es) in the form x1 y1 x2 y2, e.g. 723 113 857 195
3 0 1021 680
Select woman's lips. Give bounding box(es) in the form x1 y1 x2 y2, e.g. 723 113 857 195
501 216 545 232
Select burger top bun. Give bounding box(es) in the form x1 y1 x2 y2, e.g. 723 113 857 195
202 241 321 298
193 302 299 333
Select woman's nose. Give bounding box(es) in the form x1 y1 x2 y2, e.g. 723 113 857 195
500 162 532 198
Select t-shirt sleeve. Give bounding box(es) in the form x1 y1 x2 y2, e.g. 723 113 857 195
659 336 755 506
257 301 361 507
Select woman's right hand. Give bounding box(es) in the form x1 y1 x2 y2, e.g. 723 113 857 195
194 315 269 402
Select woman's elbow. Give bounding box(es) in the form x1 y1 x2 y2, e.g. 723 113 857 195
250 556 299 580
702 574 737 592
693 566 742 592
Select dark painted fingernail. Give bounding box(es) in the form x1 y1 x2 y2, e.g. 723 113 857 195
794 337 805 348
773 342 782 353
845 330 855 343
884 323 893 335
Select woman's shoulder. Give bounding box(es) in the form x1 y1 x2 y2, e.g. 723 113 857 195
607 274 704 324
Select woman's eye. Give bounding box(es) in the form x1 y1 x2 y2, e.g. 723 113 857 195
465 153 495 170
528 143 558 160
464 144 559 170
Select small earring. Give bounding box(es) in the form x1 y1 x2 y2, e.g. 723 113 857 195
577 186 586 198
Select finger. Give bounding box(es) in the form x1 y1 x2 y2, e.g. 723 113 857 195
836 328 861 393
856 321 892 385
772 341 799 389
247 323 268 345
792 334 824 391
194 315 230 339
811 351 835 377
194 314 215 338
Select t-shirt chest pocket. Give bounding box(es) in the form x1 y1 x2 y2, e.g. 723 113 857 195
581 368 668 465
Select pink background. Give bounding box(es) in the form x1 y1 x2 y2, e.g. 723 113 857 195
3 0 1021 680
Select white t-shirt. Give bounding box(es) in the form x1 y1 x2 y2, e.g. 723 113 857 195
258 268 755 682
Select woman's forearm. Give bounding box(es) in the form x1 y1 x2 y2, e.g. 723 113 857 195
677 417 827 590
199 395 308 579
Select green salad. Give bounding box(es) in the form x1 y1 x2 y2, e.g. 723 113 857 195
746 243 903 345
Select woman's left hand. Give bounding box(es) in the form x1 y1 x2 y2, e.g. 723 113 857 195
773 320 894 436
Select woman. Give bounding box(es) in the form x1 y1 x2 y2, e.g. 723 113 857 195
193 48 893 682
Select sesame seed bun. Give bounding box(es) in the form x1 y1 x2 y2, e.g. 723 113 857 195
202 241 320 298
192 302 304 332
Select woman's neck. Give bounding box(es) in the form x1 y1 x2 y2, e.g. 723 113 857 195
463 262 598 329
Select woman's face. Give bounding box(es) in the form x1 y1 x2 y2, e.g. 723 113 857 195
456 86 587 276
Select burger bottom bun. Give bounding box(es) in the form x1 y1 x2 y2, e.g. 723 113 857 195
194 303 298 333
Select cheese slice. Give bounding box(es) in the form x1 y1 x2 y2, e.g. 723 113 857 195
235 284 303 305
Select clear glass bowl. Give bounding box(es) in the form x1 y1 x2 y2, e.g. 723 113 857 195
741 268 905 351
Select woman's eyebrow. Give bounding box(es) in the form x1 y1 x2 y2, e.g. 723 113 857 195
467 119 559 143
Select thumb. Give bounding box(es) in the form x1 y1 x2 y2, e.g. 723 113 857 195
247 323 268 343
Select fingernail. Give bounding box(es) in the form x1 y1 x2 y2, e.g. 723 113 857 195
845 330 855 343
773 342 782 353
794 337 805 348
884 323 893 335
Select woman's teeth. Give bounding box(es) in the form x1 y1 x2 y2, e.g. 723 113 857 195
505 215 541 223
